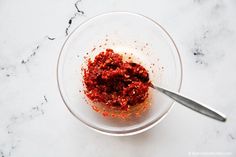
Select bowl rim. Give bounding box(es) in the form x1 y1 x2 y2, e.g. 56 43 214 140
57 11 183 136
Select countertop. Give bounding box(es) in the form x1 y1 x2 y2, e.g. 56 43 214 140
0 0 236 156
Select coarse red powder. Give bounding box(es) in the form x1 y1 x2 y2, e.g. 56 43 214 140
83 49 150 111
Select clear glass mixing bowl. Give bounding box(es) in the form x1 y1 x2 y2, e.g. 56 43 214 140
57 12 183 136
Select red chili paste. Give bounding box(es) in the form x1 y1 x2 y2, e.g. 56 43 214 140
83 49 150 110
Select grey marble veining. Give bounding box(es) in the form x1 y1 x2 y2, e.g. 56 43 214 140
65 0 85 36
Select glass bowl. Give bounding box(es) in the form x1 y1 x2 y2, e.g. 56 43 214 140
57 12 183 136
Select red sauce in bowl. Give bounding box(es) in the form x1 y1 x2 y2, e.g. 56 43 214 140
83 49 150 111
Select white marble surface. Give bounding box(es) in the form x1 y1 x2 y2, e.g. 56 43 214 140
0 0 236 156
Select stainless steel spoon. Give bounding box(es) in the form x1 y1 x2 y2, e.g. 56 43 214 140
150 84 227 122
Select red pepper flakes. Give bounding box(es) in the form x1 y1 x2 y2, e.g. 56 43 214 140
102 111 109 117
92 105 99 112
83 49 150 111
111 113 116 118
92 47 96 52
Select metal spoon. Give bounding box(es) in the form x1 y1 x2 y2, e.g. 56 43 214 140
150 83 227 122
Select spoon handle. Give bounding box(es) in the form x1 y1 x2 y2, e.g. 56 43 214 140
151 85 226 122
